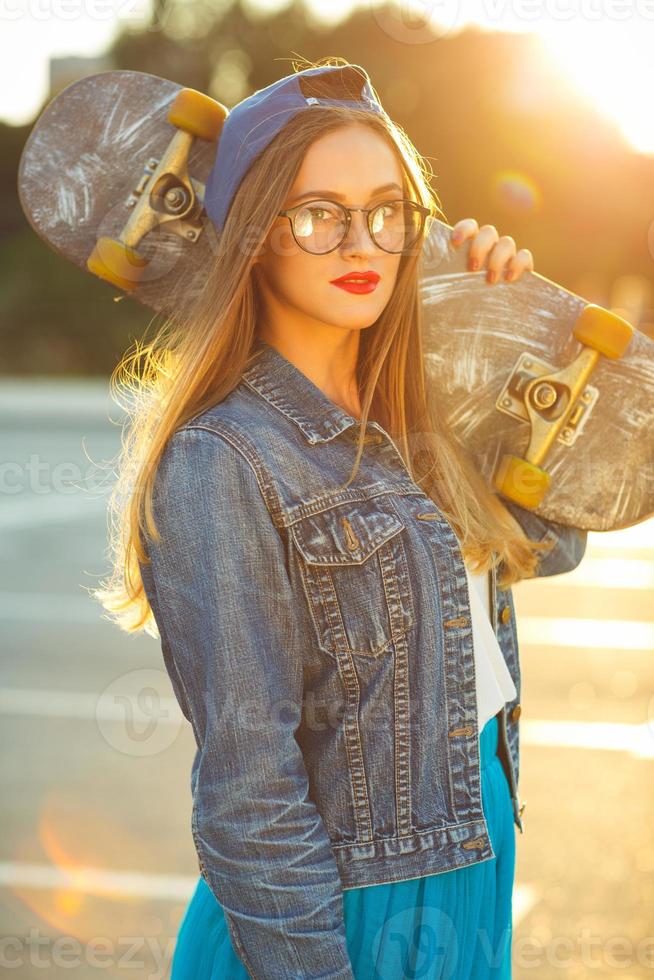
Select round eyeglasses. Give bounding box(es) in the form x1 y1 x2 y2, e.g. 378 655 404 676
276 198 433 255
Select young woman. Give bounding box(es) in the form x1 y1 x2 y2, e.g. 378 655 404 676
94 59 587 979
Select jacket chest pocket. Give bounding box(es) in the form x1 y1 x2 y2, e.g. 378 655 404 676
290 495 414 658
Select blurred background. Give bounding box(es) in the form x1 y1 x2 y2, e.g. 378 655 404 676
1 0 654 976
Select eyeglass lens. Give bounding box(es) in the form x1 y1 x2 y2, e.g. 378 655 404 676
292 200 423 254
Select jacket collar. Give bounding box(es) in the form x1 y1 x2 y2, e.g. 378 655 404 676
241 339 362 445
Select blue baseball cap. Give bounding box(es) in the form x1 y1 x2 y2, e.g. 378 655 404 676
203 63 387 235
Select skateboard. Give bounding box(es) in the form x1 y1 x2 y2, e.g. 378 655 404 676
418 227 653 532
17 69 654 532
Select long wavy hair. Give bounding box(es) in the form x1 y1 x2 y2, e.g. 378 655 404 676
91 56 552 638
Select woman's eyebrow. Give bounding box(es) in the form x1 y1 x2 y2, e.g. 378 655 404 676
288 182 403 205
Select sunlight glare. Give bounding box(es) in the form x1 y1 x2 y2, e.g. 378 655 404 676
540 21 654 156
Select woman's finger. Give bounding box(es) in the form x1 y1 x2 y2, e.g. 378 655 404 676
450 218 479 246
450 223 533 282
501 247 535 283
466 224 500 271
485 235 517 282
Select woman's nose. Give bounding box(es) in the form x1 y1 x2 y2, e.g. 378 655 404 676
340 210 376 255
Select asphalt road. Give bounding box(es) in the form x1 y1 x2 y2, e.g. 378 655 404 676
1 379 652 979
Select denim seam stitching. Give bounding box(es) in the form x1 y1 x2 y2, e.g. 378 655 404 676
179 421 284 521
338 650 373 839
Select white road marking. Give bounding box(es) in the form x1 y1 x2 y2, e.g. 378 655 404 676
521 719 654 760
0 687 184 724
512 883 540 926
526 558 654 589
0 592 103 622
0 859 541 922
3 595 652 652
0 493 107 531
1 688 652 759
587 523 654 550
519 616 654 650
0 380 120 420
2 557 652 629
0 861 196 901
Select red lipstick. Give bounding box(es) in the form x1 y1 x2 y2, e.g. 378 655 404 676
330 271 380 294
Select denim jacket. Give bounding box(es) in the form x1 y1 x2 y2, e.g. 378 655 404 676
139 339 587 979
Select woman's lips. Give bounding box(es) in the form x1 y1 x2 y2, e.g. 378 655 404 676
330 279 379 294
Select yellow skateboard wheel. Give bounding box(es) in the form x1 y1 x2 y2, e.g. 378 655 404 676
168 89 228 142
572 304 633 359
87 236 149 292
493 454 551 509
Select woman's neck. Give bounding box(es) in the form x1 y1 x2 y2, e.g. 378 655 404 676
257 329 363 421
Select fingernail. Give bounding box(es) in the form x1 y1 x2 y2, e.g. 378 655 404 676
451 231 463 244
505 269 514 281
469 258 479 271
487 269 497 284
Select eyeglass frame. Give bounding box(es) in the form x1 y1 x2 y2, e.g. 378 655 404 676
276 198 434 255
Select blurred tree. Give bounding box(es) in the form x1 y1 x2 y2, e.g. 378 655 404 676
0 231 151 374
3 123 32 240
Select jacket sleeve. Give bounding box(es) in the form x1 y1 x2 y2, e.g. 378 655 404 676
499 498 588 578
140 426 355 980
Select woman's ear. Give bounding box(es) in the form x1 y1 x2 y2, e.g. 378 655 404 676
250 232 271 266
250 259 266 292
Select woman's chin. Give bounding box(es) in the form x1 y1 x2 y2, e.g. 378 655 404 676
317 308 385 332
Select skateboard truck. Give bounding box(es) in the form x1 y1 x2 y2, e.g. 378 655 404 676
124 155 206 243
493 304 634 509
86 88 228 292
496 352 599 446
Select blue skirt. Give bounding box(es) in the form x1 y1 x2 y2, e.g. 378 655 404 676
171 712 515 979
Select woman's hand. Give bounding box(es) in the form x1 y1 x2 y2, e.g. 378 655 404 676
450 218 535 284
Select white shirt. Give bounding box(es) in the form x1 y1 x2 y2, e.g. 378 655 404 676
464 564 517 731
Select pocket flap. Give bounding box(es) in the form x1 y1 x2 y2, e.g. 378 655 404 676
291 496 405 565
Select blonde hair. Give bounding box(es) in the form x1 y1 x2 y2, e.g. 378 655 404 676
91 55 552 637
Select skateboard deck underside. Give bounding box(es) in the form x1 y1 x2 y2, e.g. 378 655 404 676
419 224 654 531
18 71 219 317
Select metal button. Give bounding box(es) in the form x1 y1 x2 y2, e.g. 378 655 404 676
350 429 383 445
510 703 522 723
443 616 470 629
500 605 511 624
448 725 474 738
